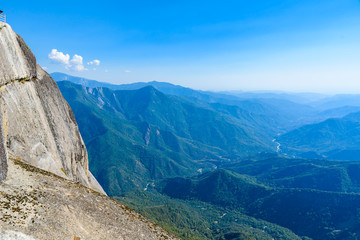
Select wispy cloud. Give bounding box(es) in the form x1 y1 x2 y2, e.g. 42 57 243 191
87 59 101 66
124 70 131 73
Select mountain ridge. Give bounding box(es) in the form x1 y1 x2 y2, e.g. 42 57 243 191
278 112 360 160
0 22 178 240
57 80 279 195
52 72 360 133
159 163 360 239
54 73 360 240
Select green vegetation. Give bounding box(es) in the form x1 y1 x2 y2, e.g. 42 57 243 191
56 80 360 240
158 162 360 239
221 155 360 193
118 190 302 240
278 113 360 161
57 81 276 195
60 168 68 177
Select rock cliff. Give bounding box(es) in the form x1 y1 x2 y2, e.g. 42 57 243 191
0 22 103 193
0 156 177 239
0 22 178 239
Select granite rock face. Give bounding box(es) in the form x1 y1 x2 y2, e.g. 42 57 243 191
0 157 178 240
0 23 36 85
0 22 179 239
0 22 104 194
0 110 7 182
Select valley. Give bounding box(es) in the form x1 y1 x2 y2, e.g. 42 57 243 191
53 73 360 240
2 2 358 239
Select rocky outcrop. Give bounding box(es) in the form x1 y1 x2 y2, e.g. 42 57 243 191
0 21 178 239
0 157 178 240
0 23 36 85
0 22 104 194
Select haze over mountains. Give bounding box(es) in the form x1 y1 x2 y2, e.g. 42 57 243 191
53 72 360 240
3 1 359 239
0 22 176 239
278 114 360 160
52 72 360 131
56 80 275 195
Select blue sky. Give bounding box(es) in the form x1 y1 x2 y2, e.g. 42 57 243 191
2 0 360 93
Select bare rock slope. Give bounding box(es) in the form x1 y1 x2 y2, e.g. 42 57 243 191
0 22 102 193
0 22 178 239
0 157 176 239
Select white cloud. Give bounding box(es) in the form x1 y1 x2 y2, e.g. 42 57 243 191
48 49 70 65
87 59 100 66
124 70 131 73
70 54 83 65
48 49 88 71
67 63 87 71
66 54 87 71
42 66 48 70
105 69 108 73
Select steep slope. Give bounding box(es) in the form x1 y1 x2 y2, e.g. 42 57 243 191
277 113 360 160
0 23 102 193
221 155 360 193
0 22 177 239
51 72 225 101
159 165 360 239
159 169 270 209
53 73 360 133
121 190 302 240
0 156 177 240
57 81 277 195
52 73 320 131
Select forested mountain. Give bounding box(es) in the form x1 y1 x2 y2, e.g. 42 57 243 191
159 159 360 239
55 76 360 240
52 73 360 131
0 23 176 239
278 112 360 160
57 81 278 195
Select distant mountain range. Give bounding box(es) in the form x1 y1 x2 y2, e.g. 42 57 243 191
57 80 280 195
220 90 328 104
52 72 360 130
53 72 360 240
278 112 360 160
52 72 228 102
